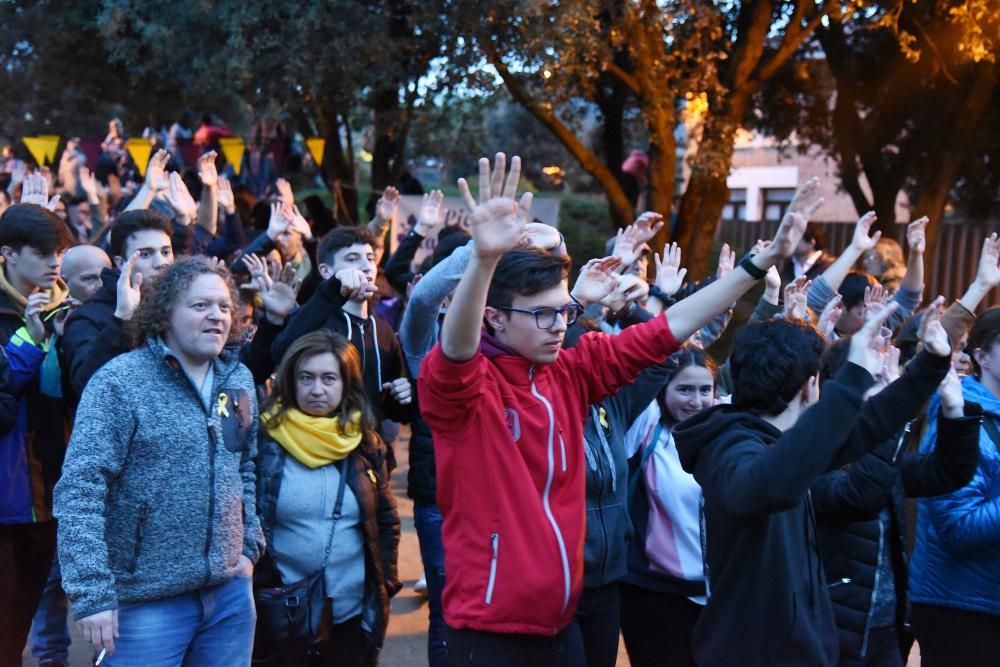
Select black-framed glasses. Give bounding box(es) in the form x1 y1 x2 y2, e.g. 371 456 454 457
496 303 584 330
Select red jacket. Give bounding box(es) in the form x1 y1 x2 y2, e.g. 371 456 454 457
419 314 679 635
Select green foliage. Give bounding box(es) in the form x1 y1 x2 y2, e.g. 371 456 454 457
558 195 616 279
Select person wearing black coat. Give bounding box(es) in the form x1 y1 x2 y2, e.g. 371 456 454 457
813 340 981 666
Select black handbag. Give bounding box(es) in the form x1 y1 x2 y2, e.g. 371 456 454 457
254 460 349 662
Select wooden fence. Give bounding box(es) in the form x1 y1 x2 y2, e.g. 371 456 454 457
717 219 1000 308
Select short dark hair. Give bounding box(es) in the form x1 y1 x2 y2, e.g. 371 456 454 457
839 271 878 310
731 318 827 416
486 248 570 310
0 204 74 255
818 338 851 386
109 209 173 259
432 228 471 267
802 228 827 253
318 226 377 266
969 307 1000 378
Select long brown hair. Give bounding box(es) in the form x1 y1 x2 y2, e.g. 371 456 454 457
262 330 378 439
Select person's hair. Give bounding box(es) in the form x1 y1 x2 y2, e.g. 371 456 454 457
318 226 377 266
658 346 718 423
0 190 11 207
486 248 570 310
731 318 828 416
818 338 851 386
432 228 471 267
131 255 244 345
261 330 379 439
0 204 74 255
802 228 827 253
109 209 173 259
873 238 905 272
839 271 878 310
968 307 1000 378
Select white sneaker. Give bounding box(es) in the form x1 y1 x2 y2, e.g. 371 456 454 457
414 574 428 595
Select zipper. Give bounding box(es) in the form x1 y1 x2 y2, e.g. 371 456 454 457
528 366 572 613
559 433 567 473
485 532 499 604
128 503 150 573
828 577 852 588
204 425 217 586
860 518 887 657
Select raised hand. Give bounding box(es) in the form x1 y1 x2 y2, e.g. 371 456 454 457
20 171 49 207
80 167 102 204
939 368 965 419
519 222 562 252
284 204 313 240
197 151 219 188
382 377 413 405
458 153 532 259
570 256 622 306
217 177 236 214
164 172 197 224
275 178 294 206
863 283 890 313
847 302 899 376
764 266 781 300
612 225 645 267
266 201 290 241
414 190 445 236
786 177 821 216
240 254 302 324
918 296 950 357
115 252 143 321
851 212 881 252
881 345 902 385
375 186 400 222
654 243 687 297
601 272 649 313
23 292 49 344
783 276 811 320
907 216 929 254
336 267 376 301
145 149 171 193
630 212 665 245
817 295 844 338
716 243 736 279
975 233 1000 289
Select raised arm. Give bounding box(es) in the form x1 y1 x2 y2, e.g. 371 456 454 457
440 154 531 361
666 178 823 342
196 151 219 237
899 216 928 295
807 212 879 311
124 149 170 212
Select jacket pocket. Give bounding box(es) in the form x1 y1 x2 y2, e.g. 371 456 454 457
485 531 499 605
128 503 150 573
219 389 252 454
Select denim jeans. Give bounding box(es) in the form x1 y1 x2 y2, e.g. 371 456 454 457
29 556 71 664
104 574 255 667
414 502 447 667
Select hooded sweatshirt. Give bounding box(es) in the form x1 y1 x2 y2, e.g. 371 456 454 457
420 314 679 635
674 362 875 667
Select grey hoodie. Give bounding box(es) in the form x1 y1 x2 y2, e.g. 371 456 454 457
54 337 264 620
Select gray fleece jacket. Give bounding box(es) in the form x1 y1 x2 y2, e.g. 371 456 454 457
54 337 265 619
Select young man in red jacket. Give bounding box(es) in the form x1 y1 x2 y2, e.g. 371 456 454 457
418 153 822 665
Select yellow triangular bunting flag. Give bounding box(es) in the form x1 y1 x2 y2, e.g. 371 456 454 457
306 137 326 166
125 138 154 177
219 137 245 175
22 136 61 165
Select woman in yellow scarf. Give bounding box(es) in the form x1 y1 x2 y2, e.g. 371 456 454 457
254 330 401 666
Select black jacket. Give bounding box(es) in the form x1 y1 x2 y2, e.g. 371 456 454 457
60 268 129 402
255 433 401 648
675 362 875 667
241 230 320 305
813 404 982 661
0 346 19 437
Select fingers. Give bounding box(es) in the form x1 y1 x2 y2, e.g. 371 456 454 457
502 155 521 199
477 157 491 204
517 192 533 219
489 153 506 200
457 178 476 211
859 301 899 339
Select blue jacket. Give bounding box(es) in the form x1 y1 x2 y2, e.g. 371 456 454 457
0 329 51 524
910 375 1000 615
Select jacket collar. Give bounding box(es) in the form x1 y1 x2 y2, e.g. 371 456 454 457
480 328 537 387
146 335 242 385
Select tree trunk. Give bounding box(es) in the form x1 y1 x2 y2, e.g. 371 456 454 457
675 113 740 280
370 85 399 197
645 104 677 253
594 71 630 229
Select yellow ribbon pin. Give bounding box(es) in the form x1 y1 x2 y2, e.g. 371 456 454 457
367 469 377 485
216 393 230 418
598 407 609 430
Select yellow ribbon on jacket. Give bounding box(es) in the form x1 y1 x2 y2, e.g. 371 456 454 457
265 408 362 468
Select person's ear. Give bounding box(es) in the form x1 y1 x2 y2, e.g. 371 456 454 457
113 255 125 270
484 306 506 332
974 347 987 368
1 246 15 263
318 263 333 280
800 375 819 405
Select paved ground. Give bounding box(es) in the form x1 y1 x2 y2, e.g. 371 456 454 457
24 426 921 666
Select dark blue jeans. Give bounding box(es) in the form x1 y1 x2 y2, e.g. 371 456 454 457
414 501 447 667
29 556 71 664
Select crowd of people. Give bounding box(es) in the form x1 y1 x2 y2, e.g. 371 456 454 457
0 139 997 667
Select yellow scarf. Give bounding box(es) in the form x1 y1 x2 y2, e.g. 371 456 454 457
265 407 363 468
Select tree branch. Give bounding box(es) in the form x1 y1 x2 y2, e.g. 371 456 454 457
754 3 836 87
604 60 641 96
